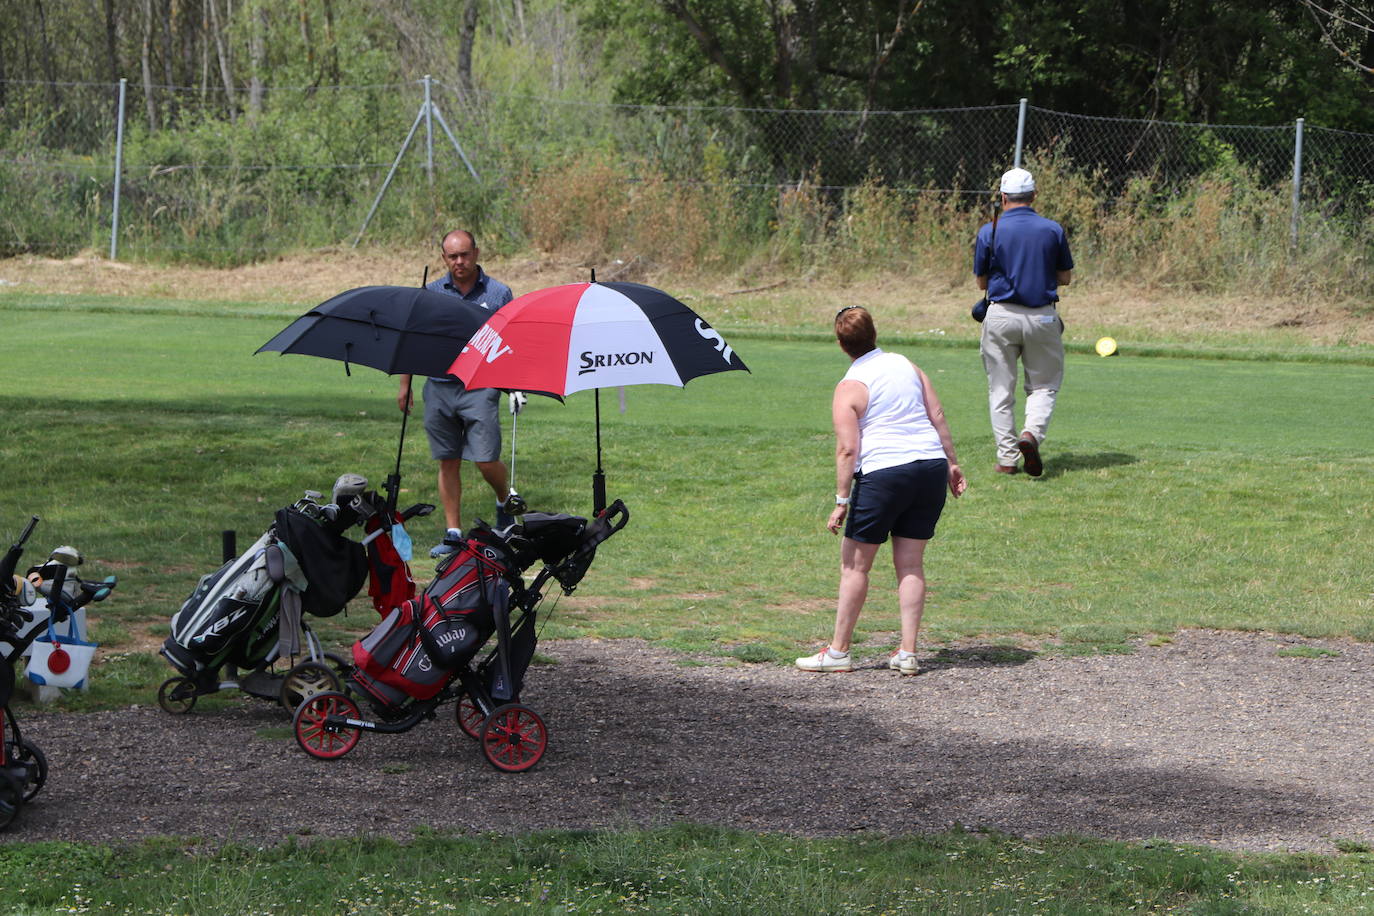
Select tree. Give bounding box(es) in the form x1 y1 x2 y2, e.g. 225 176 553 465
249 1 267 114
578 0 1374 130
581 0 931 110
1298 0 1374 73
141 0 158 128
456 0 480 102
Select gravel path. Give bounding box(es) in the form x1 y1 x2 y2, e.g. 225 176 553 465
4 630 1371 853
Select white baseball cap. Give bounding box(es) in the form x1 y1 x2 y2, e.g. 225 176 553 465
1000 167 1035 194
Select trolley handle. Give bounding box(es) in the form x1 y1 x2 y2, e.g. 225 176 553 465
73 576 118 609
592 499 630 540
0 515 39 586
577 499 630 555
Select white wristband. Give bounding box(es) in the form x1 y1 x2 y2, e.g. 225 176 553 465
835 495 850 506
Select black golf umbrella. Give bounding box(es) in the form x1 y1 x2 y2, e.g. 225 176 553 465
257 285 493 510
258 285 491 378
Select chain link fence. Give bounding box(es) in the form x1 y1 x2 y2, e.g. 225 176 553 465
1 77 1370 261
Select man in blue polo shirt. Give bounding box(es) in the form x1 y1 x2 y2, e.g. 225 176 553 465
972 167 1074 477
397 229 525 557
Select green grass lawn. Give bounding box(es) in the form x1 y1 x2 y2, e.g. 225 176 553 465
1 300 1370 670
2 291 1372 912
5 826 1374 915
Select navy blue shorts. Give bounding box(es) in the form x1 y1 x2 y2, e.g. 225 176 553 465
844 458 949 544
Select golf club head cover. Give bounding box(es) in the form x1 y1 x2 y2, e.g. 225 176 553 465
332 473 368 504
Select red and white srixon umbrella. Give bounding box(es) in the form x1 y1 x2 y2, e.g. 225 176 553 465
448 279 749 510
448 280 748 397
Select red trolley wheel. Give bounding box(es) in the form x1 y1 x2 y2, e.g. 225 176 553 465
480 703 547 773
293 690 362 760
455 692 485 741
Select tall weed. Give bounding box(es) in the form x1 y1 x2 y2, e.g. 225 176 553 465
766 171 831 270
508 144 1372 302
518 151 627 264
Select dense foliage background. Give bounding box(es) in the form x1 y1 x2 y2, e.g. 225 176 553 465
2 0 1372 290
5 1 1373 127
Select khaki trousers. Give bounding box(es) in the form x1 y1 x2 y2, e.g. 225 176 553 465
979 303 1064 467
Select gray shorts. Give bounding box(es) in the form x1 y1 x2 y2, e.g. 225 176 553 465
421 380 502 462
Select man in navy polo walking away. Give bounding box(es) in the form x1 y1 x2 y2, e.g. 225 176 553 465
397 229 525 557
973 168 1074 477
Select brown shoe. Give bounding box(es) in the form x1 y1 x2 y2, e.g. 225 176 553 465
994 464 1020 474
1016 432 1043 477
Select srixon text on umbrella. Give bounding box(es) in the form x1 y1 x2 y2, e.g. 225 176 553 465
467 325 512 362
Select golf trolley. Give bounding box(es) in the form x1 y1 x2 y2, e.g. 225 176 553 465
292 499 629 773
157 475 432 716
1 516 117 829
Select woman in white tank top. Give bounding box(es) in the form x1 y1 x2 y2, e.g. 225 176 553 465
796 306 967 676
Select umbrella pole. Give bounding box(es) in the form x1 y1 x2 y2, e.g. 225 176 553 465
509 408 518 492
385 407 409 515
592 388 606 515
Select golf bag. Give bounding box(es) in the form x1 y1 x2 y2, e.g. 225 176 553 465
161 528 310 677
291 501 630 770
347 509 613 719
161 481 381 681
349 541 505 715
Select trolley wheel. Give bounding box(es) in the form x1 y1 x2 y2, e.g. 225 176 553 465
0 775 20 830
480 703 547 773
323 652 353 681
293 691 362 760
279 660 342 712
157 676 198 714
9 740 47 802
455 692 485 741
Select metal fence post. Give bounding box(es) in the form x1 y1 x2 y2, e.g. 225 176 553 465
423 74 434 188
1014 98 1028 167
110 77 127 260
1290 117 1304 251
353 81 429 247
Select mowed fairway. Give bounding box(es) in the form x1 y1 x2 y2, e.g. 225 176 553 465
0 295 1369 670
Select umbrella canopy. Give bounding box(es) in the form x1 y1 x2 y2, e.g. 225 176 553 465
447 280 748 512
257 284 496 514
257 285 492 378
447 281 748 398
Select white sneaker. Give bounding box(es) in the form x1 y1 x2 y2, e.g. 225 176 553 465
887 651 919 676
795 647 853 673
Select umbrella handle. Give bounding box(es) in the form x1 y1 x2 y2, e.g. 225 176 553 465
385 407 409 514
593 469 606 516
509 409 517 492
593 389 606 515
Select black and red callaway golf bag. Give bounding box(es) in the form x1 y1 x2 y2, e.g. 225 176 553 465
349 538 506 715
290 502 629 770
348 507 623 719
